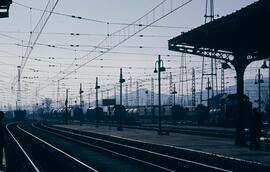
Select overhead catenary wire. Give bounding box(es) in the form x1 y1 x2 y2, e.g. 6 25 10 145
0 30 175 38
11 0 60 88
13 1 192 30
37 0 193 92
1 1 264 108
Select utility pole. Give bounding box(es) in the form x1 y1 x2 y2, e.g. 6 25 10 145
117 68 125 131
95 77 100 127
65 88 68 125
34 87 38 120
35 87 38 104
136 81 139 108
172 83 177 106
107 89 109 99
221 68 225 93
169 72 173 106
101 89 103 105
255 69 263 113
125 84 128 107
201 0 218 103
145 90 149 107
56 80 60 108
79 83 84 126
129 77 132 106
154 55 166 135
88 87 91 108
192 68 196 106
158 56 162 134
179 53 186 106
206 78 211 107
151 78 154 106
119 68 125 105
151 77 155 124
114 86 116 101
17 66 21 110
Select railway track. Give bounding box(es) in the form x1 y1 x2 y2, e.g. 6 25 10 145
46 123 270 172
6 122 98 172
5 122 269 172
33 125 230 172
34 123 237 172
6 122 187 172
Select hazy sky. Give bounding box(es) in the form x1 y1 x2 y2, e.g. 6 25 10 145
0 0 265 109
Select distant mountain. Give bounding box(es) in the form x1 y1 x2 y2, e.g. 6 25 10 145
226 78 269 105
90 78 269 109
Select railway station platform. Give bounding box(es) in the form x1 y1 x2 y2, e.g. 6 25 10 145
54 124 270 166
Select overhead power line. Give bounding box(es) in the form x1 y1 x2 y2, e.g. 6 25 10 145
13 1 192 30
37 0 193 92
0 30 174 38
11 0 60 87
20 0 60 73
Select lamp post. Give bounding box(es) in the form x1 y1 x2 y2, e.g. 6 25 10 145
255 69 264 113
118 68 125 131
65 88 68 125
206 78 212 107
95 77 100 127
119 68 125 106
154 55 166 135
145 90 149 107
79 83 84 126
261 59 270 111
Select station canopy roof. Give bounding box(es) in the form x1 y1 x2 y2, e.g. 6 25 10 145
0 0 12 18
168 0 270 61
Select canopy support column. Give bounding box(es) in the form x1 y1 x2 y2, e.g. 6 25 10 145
232 55 250 146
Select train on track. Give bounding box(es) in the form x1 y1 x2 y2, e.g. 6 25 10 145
208 93 252 127
10 93 253 127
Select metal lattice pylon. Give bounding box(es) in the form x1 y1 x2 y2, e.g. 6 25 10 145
169 72 173 106
136 81 139 108
125 84 128 107
200 0 218 104
151 78 154 106
192 68 196 106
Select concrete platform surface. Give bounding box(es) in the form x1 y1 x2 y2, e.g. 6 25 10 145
54 124 270 165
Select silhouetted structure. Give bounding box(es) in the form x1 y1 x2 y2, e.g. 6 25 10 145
171 105 187 121
196 104 209 126
169 0 270 146
154 55 166 135
250 108 262 150
0 0 12 18
14 110 26 120
209 93 252 127
114 105 126 131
